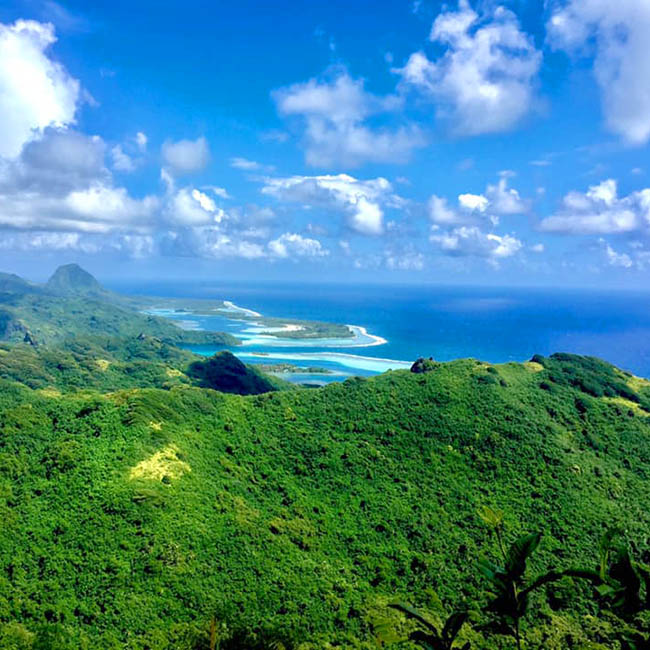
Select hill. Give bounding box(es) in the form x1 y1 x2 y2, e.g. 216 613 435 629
0 265 239 348
0 335 287 395
46 263 105 296
1 353 650 648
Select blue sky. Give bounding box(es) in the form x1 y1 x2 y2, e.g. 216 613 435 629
0 0 649 287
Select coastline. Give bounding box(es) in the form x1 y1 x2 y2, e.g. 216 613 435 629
221 300 262 318
346 324 387 347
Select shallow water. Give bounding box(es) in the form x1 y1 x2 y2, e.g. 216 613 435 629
118 281 650 381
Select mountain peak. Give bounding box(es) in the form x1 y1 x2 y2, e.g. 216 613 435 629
46 264 103 295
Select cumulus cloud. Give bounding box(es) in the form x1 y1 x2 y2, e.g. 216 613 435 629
486 174 529 214
0 128 158 234
135 131 147 152
262 173 402 236
273 70 423 167
0 20 80 158
396 0 541 134
162 183 226 227
161 136 210 174
111 145 135 172
431 225 522 259
600 239 633 268
548 0 650 144
268 232 329 258
539 179 650 234
2 128 107 194
428 174 528 226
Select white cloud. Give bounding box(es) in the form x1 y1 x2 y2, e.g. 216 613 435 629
548 0 650 144
262 173 400 236
204 186 231 199
539 179 650 234
486 174 528 214
396 0 541 134
429 174 527 226
600 239 633 268
63 185 158 232
0 129 158 234
111 145 135 172
161 136 210 174
4 128 107 193
458 193 488 213
273 70 423 167
135 131 147 152
198 232 266 259
268 232 329 258
230 157 271 172
428 195 459 225
191 189 216 213
385 249 425 270
164 187 225 226
431 225 522 259
0 20 80 158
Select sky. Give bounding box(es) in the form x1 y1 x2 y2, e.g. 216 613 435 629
0 0 650 287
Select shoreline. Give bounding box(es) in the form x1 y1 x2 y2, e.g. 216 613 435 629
221 300 262 318
346 324 387 347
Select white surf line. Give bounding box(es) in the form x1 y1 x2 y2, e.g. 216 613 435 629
221 300 262 318
239 350 413 372
346 324 387 347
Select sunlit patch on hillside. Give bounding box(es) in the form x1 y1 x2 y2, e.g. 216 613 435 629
37 387 61 398
96 359 111 371
129 444 190 482
524 361 544 373
602 396 650 417
165 367 183 378
628 375 650 393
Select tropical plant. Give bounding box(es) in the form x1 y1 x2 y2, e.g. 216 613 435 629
477 508 594 649
389 603 470 650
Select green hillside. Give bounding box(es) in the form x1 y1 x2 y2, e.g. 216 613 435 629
45 263 106 296
0 265 239 348
0 336 287 395
1 353 650 648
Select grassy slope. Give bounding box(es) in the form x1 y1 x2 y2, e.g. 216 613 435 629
1 356 650 648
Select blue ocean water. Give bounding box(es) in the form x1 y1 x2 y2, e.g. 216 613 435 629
111 281 650 380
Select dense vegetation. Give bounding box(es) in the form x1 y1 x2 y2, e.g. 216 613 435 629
0 265 239 348
1 346 650 648
0 336 286 396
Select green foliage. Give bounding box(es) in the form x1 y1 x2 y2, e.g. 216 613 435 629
0 351 650 647
186 351 284 395
531 353 645 406
389 603 470 649
0 265 240 347
411 357 438 374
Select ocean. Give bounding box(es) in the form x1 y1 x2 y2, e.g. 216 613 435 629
111 280 650 381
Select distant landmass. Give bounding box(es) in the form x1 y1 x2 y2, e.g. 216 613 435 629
45 262 106 296
1 264 650 648
0 263 239 348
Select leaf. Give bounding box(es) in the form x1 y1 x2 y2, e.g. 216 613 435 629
409 630 438 649
441 611 469 643
478 506 504 530
389 602 439 633
478 558 504 583
505 532 542 581
599 528 624 579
